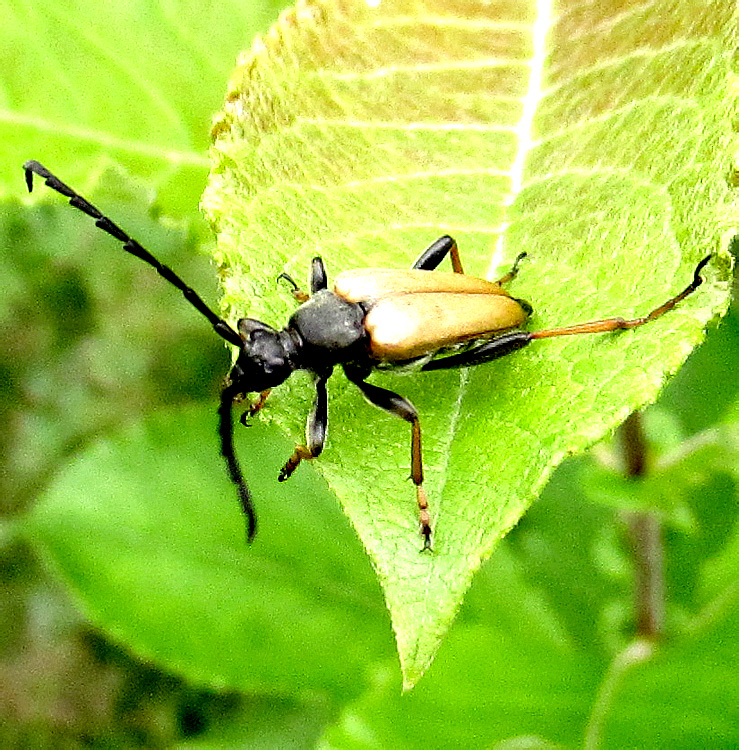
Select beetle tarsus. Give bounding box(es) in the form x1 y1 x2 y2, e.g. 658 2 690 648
495 251 528 286
279 445 312 481
417 485 434 552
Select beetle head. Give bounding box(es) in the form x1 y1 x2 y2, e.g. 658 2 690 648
230 318 298 392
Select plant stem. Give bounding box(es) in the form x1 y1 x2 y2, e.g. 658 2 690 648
620 411 665 639
583 638 655 750
584 412 666 748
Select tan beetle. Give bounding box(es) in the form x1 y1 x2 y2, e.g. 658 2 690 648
24 160 711 550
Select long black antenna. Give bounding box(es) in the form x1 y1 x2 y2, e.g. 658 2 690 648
220 383 257 541
23 160 242 348
24 160 256 541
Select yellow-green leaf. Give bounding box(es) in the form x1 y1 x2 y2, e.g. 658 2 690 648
204 0 735 687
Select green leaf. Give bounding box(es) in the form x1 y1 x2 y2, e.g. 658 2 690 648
0 0 289 212
203 0 735 686
22 405 392 697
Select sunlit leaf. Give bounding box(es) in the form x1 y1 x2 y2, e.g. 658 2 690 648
203 0 735 687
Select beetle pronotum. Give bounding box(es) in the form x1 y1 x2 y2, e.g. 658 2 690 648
24 160 711 550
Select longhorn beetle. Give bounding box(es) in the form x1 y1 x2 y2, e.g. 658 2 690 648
24 160 711 550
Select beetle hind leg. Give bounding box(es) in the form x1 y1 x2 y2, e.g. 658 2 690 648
528 254 712 341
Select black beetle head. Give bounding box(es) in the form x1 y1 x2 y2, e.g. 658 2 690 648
230 318 297 392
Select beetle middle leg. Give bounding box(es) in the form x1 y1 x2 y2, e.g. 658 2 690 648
412 235 464 274
345 368 432 551
278 371 330 481
413 234 527 288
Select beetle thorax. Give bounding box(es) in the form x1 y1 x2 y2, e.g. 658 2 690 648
288 290 367 362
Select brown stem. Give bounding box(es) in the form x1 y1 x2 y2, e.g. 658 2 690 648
620 412 665 639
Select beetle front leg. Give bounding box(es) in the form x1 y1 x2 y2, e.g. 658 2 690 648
239 389 272 426
345 370 432 551
278 371 330 480
277 257 328 303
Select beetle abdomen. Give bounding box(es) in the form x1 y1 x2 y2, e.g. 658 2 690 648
334 269 511 303
364 293 529 361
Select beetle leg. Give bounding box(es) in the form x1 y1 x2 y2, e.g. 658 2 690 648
310 256 328 293
277 256 328 302
423 255 712 371
422 331 533 371
277 273 309 302
344 369 432 551
412 235 526 286
278 371 330 481
412 235 464 274
240 389 272 426
494 252 528 286
219 382 257 542
529 255 712 340
23 160 243 349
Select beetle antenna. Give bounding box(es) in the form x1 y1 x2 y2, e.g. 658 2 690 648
23 160 243 349
219 383 257 541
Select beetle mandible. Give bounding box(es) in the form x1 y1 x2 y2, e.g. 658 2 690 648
23 160 711 550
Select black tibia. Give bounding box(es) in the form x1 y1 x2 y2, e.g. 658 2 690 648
219 383 257 541
278 371 330 481
345 368 432 550
423 331 533 371
22 160 242 348
412 235 464 274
